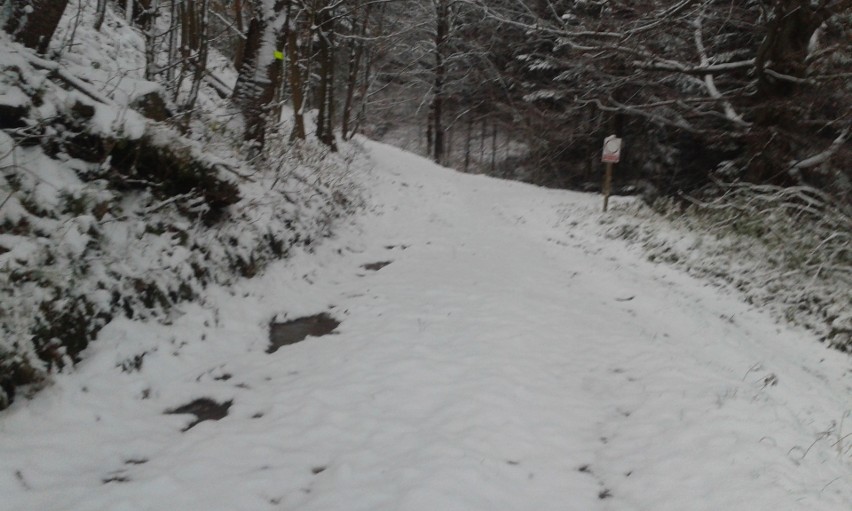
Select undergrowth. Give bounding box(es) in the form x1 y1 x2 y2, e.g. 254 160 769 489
603 183 851 352
0 47 363 410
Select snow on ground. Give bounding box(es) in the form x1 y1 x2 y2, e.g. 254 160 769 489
1 139 850 511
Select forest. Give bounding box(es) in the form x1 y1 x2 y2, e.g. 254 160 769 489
0 1 850 409
6 1 848 191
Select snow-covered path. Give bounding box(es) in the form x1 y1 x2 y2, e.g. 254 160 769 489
1 141 850 511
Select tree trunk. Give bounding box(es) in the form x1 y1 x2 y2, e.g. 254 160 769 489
141 0 160 81
445 125 453 167
479 117 486 167
426 107 434 157
233 14 267 145
490 123 497 174
133 0 155 30
350 1 384 138
342 1 369 140
464 113 472 172
180 0 210 131
166 0 180 85
431 0 449 164
94 0 107 31
286 10 306 141
315 1 337 150
4 0 69 54
232 0 290 148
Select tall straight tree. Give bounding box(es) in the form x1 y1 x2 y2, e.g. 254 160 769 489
232 0 291 148
340 0 371 140
313 0 338 150
177 0 210 129
284 0 307 141
430 0 450 164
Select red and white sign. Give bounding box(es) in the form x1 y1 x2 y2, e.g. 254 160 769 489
602 135 622 163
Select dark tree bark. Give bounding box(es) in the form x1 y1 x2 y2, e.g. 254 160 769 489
179 0 210 131
430 0 449 164
464 112 472 171
138 0 159 81
426 107 434 156
286 7 306 141
94 0 108 31
233 0 290 148
233 14 267 144
350 1 385 138
4 0 69 54
314 1 337 150
490 123 496 174
342 1 370 140
132 0 155 30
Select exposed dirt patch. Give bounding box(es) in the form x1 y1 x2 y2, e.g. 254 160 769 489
362 261 392 271
102 475 130 484
268 314 340 354
164 398 232 432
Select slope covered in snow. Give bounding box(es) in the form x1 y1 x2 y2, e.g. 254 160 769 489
0 140 850 511
0 3 360 406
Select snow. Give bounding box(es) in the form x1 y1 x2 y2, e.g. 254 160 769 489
0 86 28 107
1 139 850 511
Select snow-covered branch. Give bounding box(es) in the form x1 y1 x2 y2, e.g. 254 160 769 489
790 126 850 171
24 53 116 106
692 14 749 127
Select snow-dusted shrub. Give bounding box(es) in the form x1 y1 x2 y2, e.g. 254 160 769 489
0 124 362 408
603 183 851 351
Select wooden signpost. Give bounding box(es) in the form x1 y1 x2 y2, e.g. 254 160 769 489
601 135 622 212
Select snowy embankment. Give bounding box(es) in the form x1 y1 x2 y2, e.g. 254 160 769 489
0 4 360 407
1 140 850 511
594 194 851 352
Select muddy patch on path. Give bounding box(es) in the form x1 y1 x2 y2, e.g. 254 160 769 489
268 313 340 354
165 398 232 432
362 261 392 271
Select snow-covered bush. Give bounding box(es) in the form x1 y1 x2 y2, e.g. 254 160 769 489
0 106 361 409
602 184 851 351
